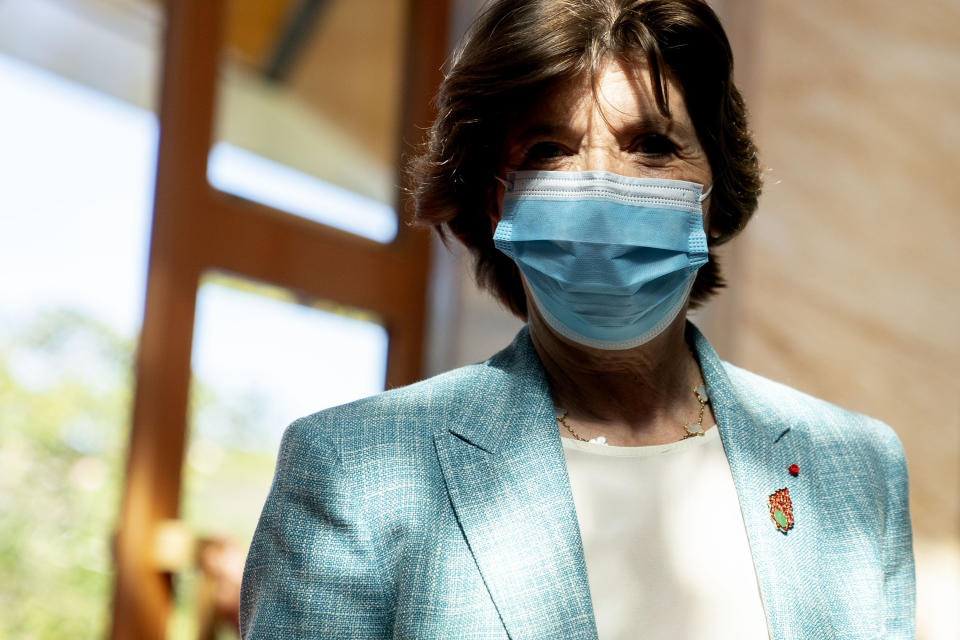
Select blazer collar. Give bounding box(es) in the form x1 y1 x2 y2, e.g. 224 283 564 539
690 323 830 637
689 323 790 445
442 326 548 454
436 327 598 639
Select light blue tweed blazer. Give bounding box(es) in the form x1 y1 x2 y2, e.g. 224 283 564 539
240 324 914 639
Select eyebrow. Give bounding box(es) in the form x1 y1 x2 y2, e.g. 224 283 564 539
614 116 686 137
512 113 687 146
509 122 577 144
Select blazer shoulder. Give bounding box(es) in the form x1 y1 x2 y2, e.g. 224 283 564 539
720 361 905 460
280 358 502 454
283 327 540 456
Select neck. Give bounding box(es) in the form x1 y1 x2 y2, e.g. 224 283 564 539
529 307 707 446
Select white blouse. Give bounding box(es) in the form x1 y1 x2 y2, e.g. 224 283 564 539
561 425 770 639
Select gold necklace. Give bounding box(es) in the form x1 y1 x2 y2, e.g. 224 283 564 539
555 410 608 444
681 384 709 439
556 384 710 445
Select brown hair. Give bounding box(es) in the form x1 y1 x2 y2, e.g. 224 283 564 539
408 0 761 318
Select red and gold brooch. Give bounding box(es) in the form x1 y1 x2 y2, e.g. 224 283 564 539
768 487 794 533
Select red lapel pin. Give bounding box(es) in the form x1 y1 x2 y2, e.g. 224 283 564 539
769 488 794 533
788 463 799 476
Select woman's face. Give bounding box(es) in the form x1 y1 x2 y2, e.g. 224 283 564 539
497 56 713 223
494 57 715 354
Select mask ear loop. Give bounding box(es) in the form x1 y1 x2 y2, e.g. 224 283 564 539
494 175 512 191
698 183 713 202
699 183 721 239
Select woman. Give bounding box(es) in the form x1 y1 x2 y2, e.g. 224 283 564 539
240 1 915 638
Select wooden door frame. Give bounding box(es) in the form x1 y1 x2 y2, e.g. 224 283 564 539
109 1 450 637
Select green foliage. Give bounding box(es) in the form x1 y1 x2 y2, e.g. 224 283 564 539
0 310 278 639
0 311 131 639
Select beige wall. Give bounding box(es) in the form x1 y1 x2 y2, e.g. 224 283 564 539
728 2 960 635
735 0 959 528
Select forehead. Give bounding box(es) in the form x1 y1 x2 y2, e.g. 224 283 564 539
513 58 693 133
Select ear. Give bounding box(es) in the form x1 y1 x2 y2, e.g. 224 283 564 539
702 210 721 241
701 190 721 241
487 180 506 235
488 208 502 235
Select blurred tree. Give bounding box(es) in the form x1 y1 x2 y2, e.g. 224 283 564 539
0 309 276 639
0 310 133 638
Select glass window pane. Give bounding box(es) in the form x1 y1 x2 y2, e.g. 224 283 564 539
210 0 405 242
207 142 397 243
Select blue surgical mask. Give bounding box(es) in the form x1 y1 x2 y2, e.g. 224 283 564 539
493 170 710 350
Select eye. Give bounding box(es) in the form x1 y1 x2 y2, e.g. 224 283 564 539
522 141 570 165
631 134 677 157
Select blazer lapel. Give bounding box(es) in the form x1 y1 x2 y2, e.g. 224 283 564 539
435 328 598 640
690 324 830 639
